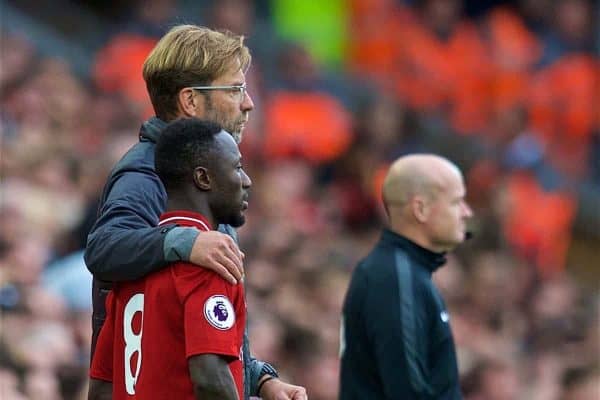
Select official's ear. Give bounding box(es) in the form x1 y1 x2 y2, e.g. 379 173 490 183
412 196 430 223
177 88 204 117
193 167 211 190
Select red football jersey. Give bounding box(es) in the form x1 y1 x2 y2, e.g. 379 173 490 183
90 211 246 399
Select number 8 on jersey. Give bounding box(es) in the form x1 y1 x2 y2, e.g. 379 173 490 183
123 293 144 395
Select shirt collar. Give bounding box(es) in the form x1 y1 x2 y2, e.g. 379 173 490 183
159 211 213 231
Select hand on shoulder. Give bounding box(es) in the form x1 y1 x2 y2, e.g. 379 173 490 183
190 230 244 284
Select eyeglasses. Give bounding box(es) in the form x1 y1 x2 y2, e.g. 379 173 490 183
190 84 248 102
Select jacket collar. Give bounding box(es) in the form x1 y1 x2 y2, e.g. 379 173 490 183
381 228 447 273
139 117 167 143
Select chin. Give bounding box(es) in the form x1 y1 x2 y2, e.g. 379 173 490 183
228 215 246 228
452 235 466 246
438 237 463 251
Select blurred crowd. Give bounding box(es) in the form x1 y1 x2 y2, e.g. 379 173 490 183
1 0 598 399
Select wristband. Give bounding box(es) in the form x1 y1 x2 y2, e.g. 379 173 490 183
259 363 279 379
257 375 276 395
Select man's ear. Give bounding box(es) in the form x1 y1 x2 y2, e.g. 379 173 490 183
193 166 211 190
177 88 204 117
412 196 430 223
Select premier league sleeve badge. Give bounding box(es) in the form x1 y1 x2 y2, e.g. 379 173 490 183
204 295 236 330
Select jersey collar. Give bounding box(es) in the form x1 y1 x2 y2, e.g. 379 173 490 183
158 211 213 231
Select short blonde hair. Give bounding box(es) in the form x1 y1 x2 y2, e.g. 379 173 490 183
143 24 251 120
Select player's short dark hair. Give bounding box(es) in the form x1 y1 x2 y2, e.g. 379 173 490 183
155 118 223 192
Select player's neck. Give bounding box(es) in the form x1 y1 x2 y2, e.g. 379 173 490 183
165 190 216 229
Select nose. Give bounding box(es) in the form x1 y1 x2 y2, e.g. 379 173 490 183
242 170 252 189
241 90 254 112
463 202 473 218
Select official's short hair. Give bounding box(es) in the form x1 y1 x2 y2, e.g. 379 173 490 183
143 24 251 121
155 118 223 192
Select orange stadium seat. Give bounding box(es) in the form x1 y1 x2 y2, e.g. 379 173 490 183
503 172 576 277
264 91 353 164
347 0 414 88
393 18 493 134
93 33 157 117
485 7 541 113
528 55 599 177
485 7 541 71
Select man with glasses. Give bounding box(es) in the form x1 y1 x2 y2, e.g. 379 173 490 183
86 24 306 400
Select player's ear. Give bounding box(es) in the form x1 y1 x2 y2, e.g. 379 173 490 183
193 166 211 190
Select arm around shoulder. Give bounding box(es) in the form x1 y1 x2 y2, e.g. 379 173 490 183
85 171 171 281
85 165 244 284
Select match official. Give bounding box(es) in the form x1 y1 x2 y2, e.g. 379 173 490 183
339 154 473 399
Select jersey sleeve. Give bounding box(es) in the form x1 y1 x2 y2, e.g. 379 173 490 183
90 291 115 382
172 263 243 359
